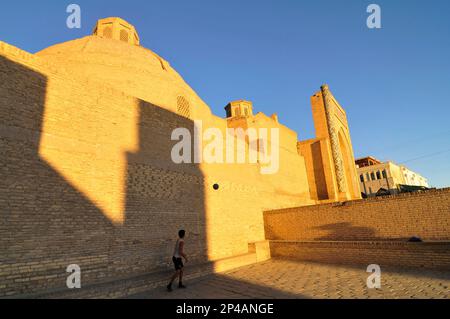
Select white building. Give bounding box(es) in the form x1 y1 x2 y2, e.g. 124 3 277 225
355 156 429 196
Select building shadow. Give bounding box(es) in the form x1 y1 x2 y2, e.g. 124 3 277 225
264 221 382 242
313 222 379 241
120 100 207 274
313 222 413 241
310 140 328 200
0 55 207 297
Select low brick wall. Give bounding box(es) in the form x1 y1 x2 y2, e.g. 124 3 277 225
264 188 450 242
269 241 450 270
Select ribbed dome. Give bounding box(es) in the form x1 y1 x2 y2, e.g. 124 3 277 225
36 31 212 119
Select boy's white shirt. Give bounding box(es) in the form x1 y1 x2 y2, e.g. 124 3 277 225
173 238 184 258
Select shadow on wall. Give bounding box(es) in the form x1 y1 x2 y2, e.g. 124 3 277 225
311 140 328 200
313 222 413 242
313 222 379 241
263 219 385 242
0 55 207 297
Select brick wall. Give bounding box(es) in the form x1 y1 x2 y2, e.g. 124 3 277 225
264 188 450 242
269 241 450 270
0 42 304 298
0 49 208 297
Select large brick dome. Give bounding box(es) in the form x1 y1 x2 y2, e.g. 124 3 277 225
36 18 211 119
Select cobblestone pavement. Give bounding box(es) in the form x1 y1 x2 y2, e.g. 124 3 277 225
129 259 450 299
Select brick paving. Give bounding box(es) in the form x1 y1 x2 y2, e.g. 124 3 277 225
129 259 450 299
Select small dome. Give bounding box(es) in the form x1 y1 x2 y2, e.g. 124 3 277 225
93 17 140 46
225 100 253 118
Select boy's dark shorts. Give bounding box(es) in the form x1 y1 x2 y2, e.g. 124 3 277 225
172 256 184 270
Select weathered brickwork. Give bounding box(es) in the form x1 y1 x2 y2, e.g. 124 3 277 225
264 188 450 241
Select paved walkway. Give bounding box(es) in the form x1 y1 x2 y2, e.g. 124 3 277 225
129 259 450 299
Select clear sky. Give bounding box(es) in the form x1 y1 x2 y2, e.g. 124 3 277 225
1 0 449 187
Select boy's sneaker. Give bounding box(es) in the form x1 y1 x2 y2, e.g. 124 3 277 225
178 284 187 289
167 284 173 292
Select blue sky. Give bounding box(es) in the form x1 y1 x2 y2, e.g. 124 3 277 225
1 0 449 187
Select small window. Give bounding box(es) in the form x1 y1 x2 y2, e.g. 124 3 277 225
103 27 112 39
371 172 376 181
360 174 364 182
382 170 387 178
177 96 190 119
376 171 381 180
120 29 129 42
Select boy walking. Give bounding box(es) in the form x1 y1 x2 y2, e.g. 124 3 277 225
167 229 188 292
